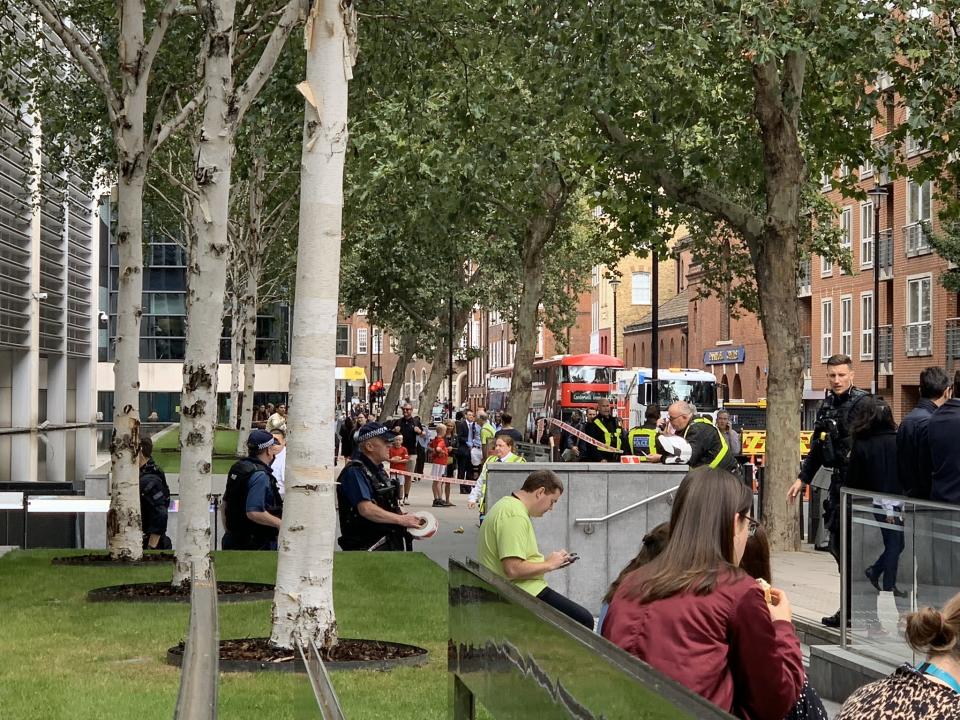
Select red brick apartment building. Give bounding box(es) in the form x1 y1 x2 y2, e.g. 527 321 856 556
687 89 960 420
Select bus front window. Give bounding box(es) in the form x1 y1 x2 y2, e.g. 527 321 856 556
563 366 614 383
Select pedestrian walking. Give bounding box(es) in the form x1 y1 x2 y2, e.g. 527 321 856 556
897 367 950 500
928 370 960 505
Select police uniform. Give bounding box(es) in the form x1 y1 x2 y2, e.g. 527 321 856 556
682 417 742 477
582 415 623 462
222 455 283 550
139 458 172 550
337 452 411 551
626 421 664 460
799 386 869 563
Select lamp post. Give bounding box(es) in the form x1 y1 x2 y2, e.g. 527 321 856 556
609 275 621 359
447 293 454 416
867 182 889 396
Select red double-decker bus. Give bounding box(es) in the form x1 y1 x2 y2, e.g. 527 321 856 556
487 353 625 430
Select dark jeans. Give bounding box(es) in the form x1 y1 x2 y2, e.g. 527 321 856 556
869 510 905 591
414 450 426 476
536 586 594 629
456 451 474 493
825 485 851 615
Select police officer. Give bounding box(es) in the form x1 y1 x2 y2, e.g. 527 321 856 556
664 401 742 477
138 435 171 550
627 405 667 461
787 353 868 628
222 429 284 550
337 422 423 551
582 398 623 462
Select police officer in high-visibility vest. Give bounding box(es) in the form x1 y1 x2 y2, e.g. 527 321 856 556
665 401 742 478
627 404 668 462
582 398 623 462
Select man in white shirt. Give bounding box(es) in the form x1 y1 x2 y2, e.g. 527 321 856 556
270 429 287 497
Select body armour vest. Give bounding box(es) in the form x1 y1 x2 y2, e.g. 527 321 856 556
223 457 283 547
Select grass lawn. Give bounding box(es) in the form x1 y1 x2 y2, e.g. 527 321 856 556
0 550 449 720
151 428 240 474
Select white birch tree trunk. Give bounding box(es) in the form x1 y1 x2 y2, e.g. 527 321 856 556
229 292 242 428
270 0 356 649
236 280 259 456
173 0 237 586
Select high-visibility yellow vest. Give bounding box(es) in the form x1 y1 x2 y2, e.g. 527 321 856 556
627 427 658 460
684 417 729 469
478 452 526 515
593 418 623 451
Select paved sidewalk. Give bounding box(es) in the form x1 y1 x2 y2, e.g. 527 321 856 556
772 548 841 624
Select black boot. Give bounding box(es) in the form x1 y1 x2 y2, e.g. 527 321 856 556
821 610 850 629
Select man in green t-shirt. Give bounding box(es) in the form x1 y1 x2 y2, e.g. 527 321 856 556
477 409 497 455
477 469 594 628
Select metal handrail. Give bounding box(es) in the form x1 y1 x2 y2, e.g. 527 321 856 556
174 562 219 720
297 639 346 719
574 485 679 525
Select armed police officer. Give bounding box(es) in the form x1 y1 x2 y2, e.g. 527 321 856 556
337 422 423 551
222 429 284 550
138 436 172 550
787 353 868 628
582 398 623 462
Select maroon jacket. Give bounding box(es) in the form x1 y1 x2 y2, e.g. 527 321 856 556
601 568 804 720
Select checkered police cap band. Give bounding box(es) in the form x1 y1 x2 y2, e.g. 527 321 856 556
356 424 393 444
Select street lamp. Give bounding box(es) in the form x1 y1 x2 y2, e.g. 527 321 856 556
608 275 621 358
867 181 889 396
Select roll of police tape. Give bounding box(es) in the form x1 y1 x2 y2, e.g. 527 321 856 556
408 510 439 540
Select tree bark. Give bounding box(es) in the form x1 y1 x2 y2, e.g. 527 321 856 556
417 306 470 418
236 272 259 455
270 0 355 650
229 292 241 428
173 0 238 587
379 336 413 421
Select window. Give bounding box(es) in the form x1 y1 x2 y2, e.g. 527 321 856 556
631 271 651 305
839 162 850 178
860 292 874 359
840 296 853 357
840 207 853 272
820 299 833 360
591 299 599 333
372 328 382 354
536 325 544 356
860 202 874 268
906 275 932 355
471 320 481 349
906 179 932 255
821 255 832 277
336 325 350 356
860 159 874 179
357 327 368 355
821 171 832 191
591 266 600 286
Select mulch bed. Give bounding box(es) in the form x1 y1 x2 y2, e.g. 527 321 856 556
87 581 273 603
167 637 429 673
52 552 175 567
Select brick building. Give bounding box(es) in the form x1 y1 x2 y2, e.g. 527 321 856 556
684 91 960 420
623 289 691 372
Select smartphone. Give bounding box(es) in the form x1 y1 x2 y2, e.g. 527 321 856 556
563 553 580 566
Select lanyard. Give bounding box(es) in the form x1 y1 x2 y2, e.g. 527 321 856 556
918 662 960 695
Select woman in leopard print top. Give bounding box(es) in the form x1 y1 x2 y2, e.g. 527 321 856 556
837 593 960 719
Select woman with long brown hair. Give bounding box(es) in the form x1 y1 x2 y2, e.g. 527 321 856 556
602 466 805 719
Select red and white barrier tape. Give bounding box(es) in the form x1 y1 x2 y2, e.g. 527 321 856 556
548 417 623 454
389 467 477 486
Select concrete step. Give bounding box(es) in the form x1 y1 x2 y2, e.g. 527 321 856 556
808 644 899 704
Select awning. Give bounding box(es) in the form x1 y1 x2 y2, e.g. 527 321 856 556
335 366 367 382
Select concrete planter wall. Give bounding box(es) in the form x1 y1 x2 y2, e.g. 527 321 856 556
486 463 688 614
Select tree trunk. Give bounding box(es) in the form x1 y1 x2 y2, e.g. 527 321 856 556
236 274 259 455
270 0 355 650
229 292 241 428
379 337 413 422
173 0 238 586
507 245 546 435
108 165 147 561
416 307 470 418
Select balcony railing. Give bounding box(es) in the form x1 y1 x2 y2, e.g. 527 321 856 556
877 229 893 279
904 322 933 357
878 325 893 375
797 258 811 297
801 336 811 378
947 318 960 373
904 223 932 257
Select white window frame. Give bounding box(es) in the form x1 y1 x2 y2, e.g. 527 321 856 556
821 171 832 191
840 295 853 357
905 273 933 356
840 207 853 273
372 327 382 354
631 271 651 305
820 298 833 360
356 327 368 355
821 254 833 277
859 158 874 179
860 201 874 269
839 162 850 178
906 179 933 255
860 292 874 360
536 325 544 356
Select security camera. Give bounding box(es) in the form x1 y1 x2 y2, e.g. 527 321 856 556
33 292 48 301
98 311 109 324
